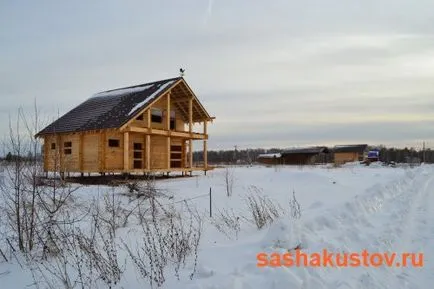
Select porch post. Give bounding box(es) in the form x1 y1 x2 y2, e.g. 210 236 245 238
203 121 207 169
167 92 171 169
123 132 129 172
146 109 151 170
189 98 193 168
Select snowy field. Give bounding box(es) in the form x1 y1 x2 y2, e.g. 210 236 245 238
1 163 434 289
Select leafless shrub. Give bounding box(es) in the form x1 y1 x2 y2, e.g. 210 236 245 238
95 190 134 236
210 208 241 240
123 196 203 288
289 190 301 220
245 186 283 229
29 204 124 289
0 104 78 256
223 167 234 197
123 176 171 200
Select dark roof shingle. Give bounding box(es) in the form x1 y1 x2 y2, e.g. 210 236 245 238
282 146 329 155
333 144 368 153
37 77 181 135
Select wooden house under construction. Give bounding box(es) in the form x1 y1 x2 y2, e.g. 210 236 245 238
36 77 214 175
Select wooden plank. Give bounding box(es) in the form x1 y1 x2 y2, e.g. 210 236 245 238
203 121 207 168
147 109 151 128
79 133 84 172
123 132 129 171
189 98 193 132
125 126 206 139
189 139 193 168
146 134 150 170
167 136 171 169
166 92 171 130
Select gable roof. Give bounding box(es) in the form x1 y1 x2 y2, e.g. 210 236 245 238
36 77 211 136
282 146 329 155
333 144 368 153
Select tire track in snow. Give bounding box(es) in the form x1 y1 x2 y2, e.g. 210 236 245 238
388 171 434 288
297 167 433 289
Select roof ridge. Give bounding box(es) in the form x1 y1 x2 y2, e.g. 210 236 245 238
93 76 182 96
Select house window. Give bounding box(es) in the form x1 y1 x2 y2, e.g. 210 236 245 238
136 114 144 121
133 143 142 150
151 108 162 123
134 160 142 169
170 111 175 130
51 143 56 150
108 139 120 147
64 141 72 155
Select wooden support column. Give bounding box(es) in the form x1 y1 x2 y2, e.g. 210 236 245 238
146 135 151 170
166 92 171 169
166 92 171 130
203 121 208 169
189 139 193 168
188 98 193 133
146 109 151 170
79 133 84 172
147 109 151 129
188 98 193 168
123 132 129 172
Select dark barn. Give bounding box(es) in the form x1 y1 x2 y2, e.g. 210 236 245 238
281 147 330 165
257 153 282 165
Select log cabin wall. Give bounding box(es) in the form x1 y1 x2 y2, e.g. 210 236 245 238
105 131 124 171
38 78 213 175
334 152 360 164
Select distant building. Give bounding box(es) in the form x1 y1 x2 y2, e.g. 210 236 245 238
281 146 329 165
333 144 368 164
257 153 282 165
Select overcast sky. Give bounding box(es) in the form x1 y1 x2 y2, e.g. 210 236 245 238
1 0 434 150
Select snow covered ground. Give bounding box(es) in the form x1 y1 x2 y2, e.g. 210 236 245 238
1 163 433 288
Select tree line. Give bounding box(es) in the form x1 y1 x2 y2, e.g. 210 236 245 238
194 146 432 164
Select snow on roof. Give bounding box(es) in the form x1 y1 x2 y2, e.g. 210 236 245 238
128 80 176 116
92 84 154 98
258 153 281 158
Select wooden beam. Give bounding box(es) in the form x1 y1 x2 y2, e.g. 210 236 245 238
146 135 151 170
126 126 207 139
167 136 171 169
189 139 193 168
166 92 171 130
189 98 193 133
203 121 207 169
123 132 129 171
147 109 151 128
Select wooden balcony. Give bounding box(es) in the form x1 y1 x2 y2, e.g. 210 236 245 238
123 126 208 140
